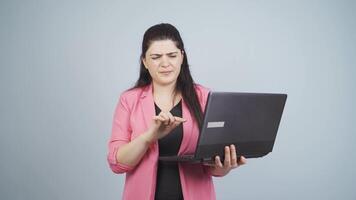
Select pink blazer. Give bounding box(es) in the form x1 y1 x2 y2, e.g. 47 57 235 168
107 83 216 200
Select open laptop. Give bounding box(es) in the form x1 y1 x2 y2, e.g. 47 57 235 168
159 91 287 163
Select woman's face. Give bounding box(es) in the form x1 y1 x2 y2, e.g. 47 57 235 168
142 39 184 86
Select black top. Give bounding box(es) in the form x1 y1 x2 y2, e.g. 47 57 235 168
154 100 184 200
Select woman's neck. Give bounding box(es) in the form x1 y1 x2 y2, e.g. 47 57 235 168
152 81 181 111
152 81 176 97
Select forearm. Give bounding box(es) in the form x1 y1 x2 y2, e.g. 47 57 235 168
115 131 153 167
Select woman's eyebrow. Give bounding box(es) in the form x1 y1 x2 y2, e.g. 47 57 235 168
150 51 178 56
166 51 178 55
149 53 161 56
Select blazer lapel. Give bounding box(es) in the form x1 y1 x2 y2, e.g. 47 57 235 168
140 84 155 136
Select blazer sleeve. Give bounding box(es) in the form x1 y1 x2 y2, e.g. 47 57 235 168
107 93 135 174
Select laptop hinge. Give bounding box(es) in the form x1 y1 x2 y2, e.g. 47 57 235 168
201 157 214 164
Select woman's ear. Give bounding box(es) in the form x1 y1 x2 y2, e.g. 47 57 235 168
142 57 147 69
181 50 184 63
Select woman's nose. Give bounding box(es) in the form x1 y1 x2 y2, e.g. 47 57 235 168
160 56 170 67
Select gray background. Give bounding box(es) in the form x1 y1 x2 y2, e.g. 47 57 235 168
1 0 355 199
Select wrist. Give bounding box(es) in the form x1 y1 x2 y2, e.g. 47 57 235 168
142 131 156 145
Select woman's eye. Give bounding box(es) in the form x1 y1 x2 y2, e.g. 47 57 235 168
151 57 159 60
169 55 177 58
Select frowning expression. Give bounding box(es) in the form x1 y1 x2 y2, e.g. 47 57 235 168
142 40 184 86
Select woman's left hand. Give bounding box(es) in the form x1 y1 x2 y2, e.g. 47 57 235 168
205 144 247 177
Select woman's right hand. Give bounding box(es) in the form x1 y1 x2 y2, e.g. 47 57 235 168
145 111 186 143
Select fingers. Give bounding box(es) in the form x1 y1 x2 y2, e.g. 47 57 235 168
238 156 247 166
174 116 186 122
230 144 238 168
160 112 171 125
224 146 231 168
220 145 247 169
215 156 223 168
230 144 247 166
165 112 176 126
153 112 171 126
154 112 186 126
152 115 164 124
173 116 186 126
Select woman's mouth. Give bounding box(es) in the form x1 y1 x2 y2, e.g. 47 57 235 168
159 71 172 75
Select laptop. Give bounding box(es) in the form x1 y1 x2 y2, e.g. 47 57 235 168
158 91 287 163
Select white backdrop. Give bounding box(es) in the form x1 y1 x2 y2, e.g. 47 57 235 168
1 0 355 199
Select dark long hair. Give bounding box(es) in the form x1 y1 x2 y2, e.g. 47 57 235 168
132 23 203 129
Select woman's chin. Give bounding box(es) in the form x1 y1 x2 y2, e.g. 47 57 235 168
155 78 177 86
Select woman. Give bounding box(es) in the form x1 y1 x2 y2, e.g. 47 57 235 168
107 23 246 200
